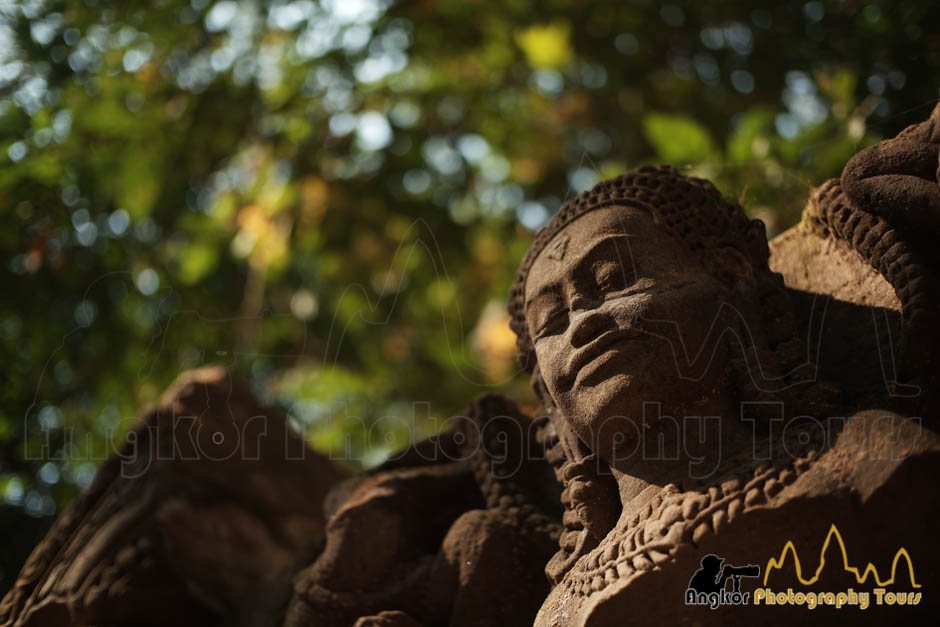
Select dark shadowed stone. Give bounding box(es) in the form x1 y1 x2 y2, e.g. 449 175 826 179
0 366 345 627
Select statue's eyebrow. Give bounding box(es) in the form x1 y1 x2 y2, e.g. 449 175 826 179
569 234 633 276
526 281 564 306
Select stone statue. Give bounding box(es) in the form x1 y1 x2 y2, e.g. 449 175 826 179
505 106 940 625
283 394 562 627
4 108 940 626
0 367 345 627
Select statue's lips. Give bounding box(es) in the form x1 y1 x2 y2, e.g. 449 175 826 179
574 348 627 389
568 329 644 388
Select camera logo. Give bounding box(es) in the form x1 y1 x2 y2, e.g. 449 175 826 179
685 554 760 609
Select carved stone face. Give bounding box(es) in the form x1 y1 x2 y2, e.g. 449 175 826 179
524 205 736 464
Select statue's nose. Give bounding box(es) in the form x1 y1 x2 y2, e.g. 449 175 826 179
569 308 616 348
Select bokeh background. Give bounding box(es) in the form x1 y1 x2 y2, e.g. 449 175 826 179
2 0 939 592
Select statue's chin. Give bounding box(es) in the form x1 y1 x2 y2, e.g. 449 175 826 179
564 373 653 463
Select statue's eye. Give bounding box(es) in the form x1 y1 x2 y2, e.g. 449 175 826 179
533 306 567 339
528 292 568 340
593 260 629 294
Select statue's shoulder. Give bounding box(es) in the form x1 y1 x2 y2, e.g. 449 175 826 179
535 411 940 626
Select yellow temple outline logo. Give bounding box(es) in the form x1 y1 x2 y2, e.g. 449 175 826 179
763 523 920 588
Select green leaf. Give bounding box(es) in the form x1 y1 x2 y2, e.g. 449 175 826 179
177 242 220 285
642 113 719 165
515 21 573 69
727 109 773 163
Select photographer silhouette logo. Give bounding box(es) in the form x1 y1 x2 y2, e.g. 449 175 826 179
685 554 761 609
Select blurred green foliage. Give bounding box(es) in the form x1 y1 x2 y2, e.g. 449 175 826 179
1 0 939 590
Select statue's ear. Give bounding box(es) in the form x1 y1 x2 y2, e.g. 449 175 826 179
701 246 755 289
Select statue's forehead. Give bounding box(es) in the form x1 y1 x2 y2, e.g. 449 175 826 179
525 205 648 293
556 205 647 245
